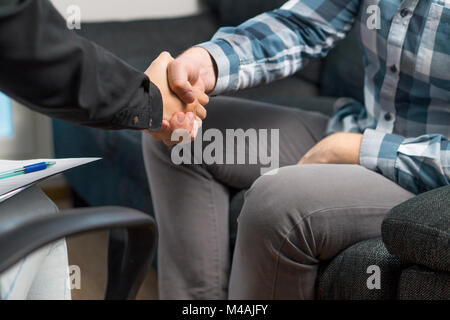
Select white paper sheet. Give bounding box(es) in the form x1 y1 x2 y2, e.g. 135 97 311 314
0 158 101 203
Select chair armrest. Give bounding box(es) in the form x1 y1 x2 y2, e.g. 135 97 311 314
382 186 450 272
0 206 157 299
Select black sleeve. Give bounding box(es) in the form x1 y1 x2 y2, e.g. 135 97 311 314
0 0 162 131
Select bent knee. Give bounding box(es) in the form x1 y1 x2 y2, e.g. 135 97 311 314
237 165 362 241
238 166 310 242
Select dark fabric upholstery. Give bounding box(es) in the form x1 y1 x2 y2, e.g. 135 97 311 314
320 27 365 102
76 14 218 72
317 238 405 300
398 266 450 300
382 186 450 272
204 0 286 27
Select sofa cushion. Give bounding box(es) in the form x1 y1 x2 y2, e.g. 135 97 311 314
382 186 450 272
76 14 218 72
398 266 450 300
317 238 405 300
320 26 365 102
204 0 285 27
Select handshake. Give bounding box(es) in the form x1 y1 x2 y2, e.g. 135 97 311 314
144 48 218 146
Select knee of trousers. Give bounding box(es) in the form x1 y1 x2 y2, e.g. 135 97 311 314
236 166 321 260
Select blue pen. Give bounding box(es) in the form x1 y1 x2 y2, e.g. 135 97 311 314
0 161 56 180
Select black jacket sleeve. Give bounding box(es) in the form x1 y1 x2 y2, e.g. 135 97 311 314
0 0 162 131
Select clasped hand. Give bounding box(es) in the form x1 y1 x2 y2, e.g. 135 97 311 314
143 52 210 146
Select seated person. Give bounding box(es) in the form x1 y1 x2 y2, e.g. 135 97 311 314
144 0 450 299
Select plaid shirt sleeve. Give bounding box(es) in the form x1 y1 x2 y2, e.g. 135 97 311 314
360 130 450 194
198 0 361 95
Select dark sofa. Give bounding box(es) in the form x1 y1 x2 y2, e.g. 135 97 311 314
53 0 449 299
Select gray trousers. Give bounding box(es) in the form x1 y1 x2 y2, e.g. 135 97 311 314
142 96 414 300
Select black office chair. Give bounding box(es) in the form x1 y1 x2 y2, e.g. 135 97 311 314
0 205 157 300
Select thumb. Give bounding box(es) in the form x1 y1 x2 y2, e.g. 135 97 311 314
146 51 174 74
168 59 198 104
155 51 174 65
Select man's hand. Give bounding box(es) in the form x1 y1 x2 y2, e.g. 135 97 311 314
298 132 363 165
167 47 217 105
145 51 207 121
144 52 205 146
144 111 201 146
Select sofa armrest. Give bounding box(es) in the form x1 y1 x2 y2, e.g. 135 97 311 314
381 186 450 272
0 206 157 299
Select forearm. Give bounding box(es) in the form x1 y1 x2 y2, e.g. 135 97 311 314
0 0 162 131
198 0 360 94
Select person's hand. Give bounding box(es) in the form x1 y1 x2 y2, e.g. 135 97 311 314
145 51 207 122
145 111 201 146
298 132 363 165
167 47 217 105
144 52 205 146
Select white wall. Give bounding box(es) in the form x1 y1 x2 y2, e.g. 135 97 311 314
51 0 205 22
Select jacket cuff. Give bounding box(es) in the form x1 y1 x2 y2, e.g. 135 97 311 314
147 80 163 131
360 129 404 181
110 78 162 131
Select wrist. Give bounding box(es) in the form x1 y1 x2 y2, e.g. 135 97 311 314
184 47 217 93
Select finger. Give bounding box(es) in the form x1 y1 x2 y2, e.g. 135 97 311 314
168 60 197 104
155 51 174 66
192 87 210 106
168 112 195 145
150 120 171 141
170 112 195 133
198 92 210 106
189 103 207 120
145 51 174 74
191 117 202 139
163 138 178 147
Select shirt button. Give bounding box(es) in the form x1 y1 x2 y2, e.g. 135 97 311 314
133 116 139 125
384 113 393 121
400 9 410 17
390 65 397 73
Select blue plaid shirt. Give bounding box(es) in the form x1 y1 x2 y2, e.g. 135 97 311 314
199 0 450 194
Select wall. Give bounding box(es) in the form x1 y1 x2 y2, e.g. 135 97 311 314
50 0 204 22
